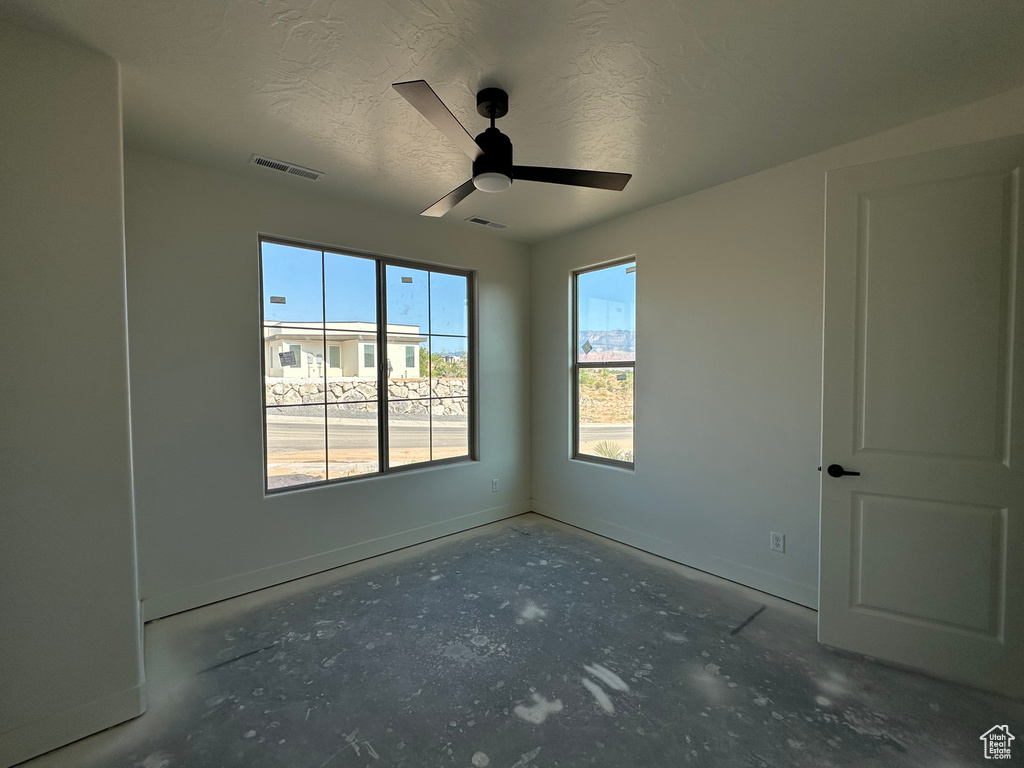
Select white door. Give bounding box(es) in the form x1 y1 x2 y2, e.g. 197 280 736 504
819 135 1024 698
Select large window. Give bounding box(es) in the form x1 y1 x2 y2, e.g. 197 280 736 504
260 238 473 492
573 259 635 466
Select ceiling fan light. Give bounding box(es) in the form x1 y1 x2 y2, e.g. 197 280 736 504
473 172 512 193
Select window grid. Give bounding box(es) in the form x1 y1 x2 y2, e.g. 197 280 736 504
260 237 475 493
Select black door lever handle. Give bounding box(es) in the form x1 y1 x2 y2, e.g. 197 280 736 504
822 463 860 477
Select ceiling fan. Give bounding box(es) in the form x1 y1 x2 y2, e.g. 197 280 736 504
393 80 632 217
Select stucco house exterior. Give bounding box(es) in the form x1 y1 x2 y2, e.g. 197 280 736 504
264 322 424 380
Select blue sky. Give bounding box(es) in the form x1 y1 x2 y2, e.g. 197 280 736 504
578 261 636 333
261 242 467 338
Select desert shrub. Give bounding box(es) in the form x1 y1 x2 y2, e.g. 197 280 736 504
593 441 625 460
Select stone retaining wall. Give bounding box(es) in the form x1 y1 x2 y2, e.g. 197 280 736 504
266 377 469 415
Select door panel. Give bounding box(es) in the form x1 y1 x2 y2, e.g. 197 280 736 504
856 174 1013 460
820 135 1024 697
853 494 1003 635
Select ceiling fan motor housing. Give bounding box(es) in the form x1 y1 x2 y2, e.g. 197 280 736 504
472 127 513 191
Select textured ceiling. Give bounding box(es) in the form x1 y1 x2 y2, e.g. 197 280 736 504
4 0 1023 243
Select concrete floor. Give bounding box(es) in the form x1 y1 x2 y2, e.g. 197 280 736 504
22 514 1022 767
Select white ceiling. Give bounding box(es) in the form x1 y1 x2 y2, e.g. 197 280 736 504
5 0 1023 243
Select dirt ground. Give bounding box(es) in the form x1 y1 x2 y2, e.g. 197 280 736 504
578 377 634 423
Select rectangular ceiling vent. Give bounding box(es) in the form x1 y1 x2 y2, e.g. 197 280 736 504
465 215 507 230
250 154 324 181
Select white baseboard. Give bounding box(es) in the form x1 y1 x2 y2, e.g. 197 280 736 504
142 500 529 621
0 684 145 768
529 499 818 609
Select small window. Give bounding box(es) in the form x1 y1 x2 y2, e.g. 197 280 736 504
573 259 635 466
328 345 340 368
406 345 416 369
289 344 302 368
363 344 375 369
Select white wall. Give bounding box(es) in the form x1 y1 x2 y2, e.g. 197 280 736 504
0 21 144 768
530 87 1024 609
123 150 532 620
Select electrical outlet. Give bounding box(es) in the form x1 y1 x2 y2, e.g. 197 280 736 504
770 532 785 553
491 478 499 493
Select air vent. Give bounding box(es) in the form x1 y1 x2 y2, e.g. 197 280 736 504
287 166 321 180
465 215 507 230
250 154 324 181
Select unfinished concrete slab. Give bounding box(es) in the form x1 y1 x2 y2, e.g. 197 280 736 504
22 514 1022 767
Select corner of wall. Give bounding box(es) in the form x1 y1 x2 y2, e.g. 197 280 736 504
0 685 145 768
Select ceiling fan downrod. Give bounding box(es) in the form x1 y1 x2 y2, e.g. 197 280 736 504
472 88 512 192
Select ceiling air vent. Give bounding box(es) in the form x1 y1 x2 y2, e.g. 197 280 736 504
250 154 324 181
465 215 507 230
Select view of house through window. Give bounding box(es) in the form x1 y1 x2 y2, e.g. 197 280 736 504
261 239 472 491
574 259 635 465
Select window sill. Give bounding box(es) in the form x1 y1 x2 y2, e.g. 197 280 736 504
571 454 635 473
264 456 478 496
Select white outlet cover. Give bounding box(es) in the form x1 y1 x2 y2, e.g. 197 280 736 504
771 532 785 553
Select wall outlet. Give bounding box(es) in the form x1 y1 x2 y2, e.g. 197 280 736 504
770 532 785 553
492 478 499 493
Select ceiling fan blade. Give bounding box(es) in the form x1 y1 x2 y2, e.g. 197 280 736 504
393 80 483 161
421 179 476 217
512 165 631 191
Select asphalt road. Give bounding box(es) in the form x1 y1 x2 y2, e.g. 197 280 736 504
267 414 464 451
266 414 631 452
579 424 633 443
